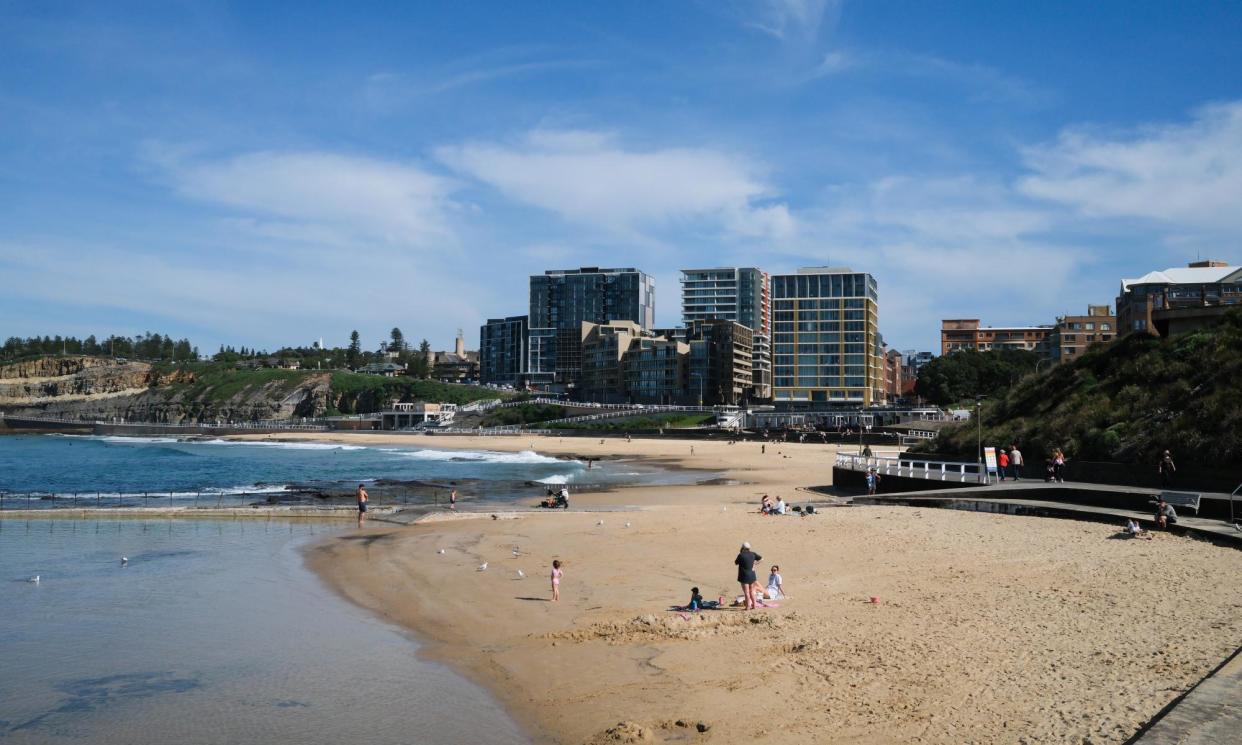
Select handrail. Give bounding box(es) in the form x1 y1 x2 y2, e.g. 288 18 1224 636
835 452 987 485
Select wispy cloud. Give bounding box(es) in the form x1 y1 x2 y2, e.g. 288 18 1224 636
744 0 840 43
1019 100 1242 234
146 147 459 248
803 48 1051 107
437 129 794 240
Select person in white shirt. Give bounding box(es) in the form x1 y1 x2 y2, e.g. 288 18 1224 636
764 565 785 599
774 497 787 515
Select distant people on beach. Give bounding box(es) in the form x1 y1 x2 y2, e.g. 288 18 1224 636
735 542 761 610
760 494 772 514
773 497 787 515
1051 449 1066 483
862 444 873 458
550 559 563 602
997 448 1009 481
866 467 881 495
1009 444 1024 480
356 483 368 527
1155 498 1177 530
688 586 705 610
1159 450 1176 487
449 488 457 510
1124 518 1150 539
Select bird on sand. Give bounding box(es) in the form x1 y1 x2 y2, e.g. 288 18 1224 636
477 562 488 571
516 569 525 578
437 549 446 555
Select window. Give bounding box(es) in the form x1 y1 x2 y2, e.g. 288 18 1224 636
1101 323 1111 331
1086 323 1095 330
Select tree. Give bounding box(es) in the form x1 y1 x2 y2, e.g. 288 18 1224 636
914 349 1040 406
389 327 406 354
347 330 362 369
406 338 432 378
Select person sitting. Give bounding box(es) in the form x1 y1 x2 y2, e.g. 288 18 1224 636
1156 499 1177 530
765 565 785 599
688 586 705 610
773 497 787 515
760 494 772 514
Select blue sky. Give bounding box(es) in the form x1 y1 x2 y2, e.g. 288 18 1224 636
2 1 1240 354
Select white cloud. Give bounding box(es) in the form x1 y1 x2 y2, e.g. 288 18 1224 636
147 148 458 248
746 0 838 42
1019 101 1242 233
437 129 794 240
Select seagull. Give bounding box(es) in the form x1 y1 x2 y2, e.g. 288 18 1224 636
722 506 728 512
437 549 446 555
516 569 525 578
624 522 631 528
121 556 128 566
28 575 40 584
477 562 488 571
597 519 604 526
512 546 520 557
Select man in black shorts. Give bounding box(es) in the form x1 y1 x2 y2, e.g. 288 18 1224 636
356 483 369 527
735 541 762 610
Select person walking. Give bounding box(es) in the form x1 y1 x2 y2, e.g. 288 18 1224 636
449 488 457 510
1009 444 1024 480
735 542 762 611
997 448 1010 482
356 483 369 527
1159 450 1176 487
1052 449 1066 483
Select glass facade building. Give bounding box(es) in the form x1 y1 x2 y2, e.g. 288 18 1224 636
478 315 528 386
770 268 883 405
528 267 656 386
680 267 770 399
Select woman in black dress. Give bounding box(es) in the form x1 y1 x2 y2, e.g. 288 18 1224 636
735 542 761 610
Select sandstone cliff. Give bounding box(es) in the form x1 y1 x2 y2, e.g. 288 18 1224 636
0 357 330 423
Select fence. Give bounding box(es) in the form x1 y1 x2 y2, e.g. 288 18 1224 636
0 489 294 511
835 452 987 485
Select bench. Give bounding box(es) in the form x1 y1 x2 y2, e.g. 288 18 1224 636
1156 490 1202 516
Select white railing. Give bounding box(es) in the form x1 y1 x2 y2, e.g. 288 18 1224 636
836 452 987 485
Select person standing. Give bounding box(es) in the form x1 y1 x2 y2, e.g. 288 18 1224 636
1159 450 1176 487
355 483 369 527
449 488 457 510
1052 449 1066 483
866 468 881 495
1009 444 1024 480
550 559 563 602
735 542 762 611
997 448 1010 482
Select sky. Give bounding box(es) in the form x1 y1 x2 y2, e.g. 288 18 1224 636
2 1 1240 355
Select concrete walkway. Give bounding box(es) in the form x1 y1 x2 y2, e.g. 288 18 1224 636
1133 647 1242 744
845 484 1242 548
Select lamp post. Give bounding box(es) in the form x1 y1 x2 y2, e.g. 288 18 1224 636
975 395 986 484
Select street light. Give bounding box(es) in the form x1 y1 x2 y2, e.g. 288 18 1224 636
975 395 986 484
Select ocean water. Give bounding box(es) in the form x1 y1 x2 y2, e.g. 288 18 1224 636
0 434 692 508
0 518 529 745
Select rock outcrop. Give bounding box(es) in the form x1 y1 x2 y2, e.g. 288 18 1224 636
0 356 330 423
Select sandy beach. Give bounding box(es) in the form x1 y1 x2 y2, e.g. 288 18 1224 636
288 433 1242 744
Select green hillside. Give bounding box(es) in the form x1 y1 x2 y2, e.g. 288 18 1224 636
919 309 1242 467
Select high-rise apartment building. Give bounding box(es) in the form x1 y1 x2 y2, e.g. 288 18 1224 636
478 315 528 387
526 267 656 386
680 267 770 399
770 267 884 405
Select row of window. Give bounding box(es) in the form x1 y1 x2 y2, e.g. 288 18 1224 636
772 273 877 301
773 298 869 310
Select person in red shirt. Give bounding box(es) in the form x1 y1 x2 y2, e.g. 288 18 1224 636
997 448 1010 482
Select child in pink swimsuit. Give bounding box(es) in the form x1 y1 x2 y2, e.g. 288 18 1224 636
550 560 563 602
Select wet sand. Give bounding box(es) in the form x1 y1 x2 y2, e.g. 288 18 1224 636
293 433 1242 745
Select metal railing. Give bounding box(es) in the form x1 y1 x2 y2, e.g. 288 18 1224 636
836 452 987 484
